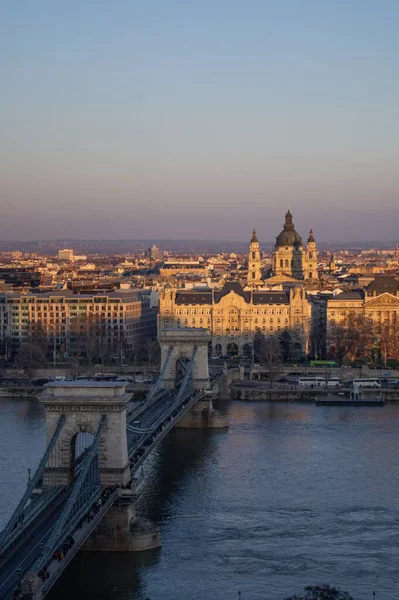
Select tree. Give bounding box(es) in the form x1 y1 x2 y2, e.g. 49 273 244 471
254 331 282 387
253 330 265 363
67 358 82 380
328 314 375 365
91 315 110 367
279 329 293 362
284 584 354 600
327 323 353 365
16 342 45 381
29 322 49 357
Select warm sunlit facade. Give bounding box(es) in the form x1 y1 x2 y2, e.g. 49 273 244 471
159 281 311 357
271 209 318 281
0 290 156 358
326 276 399 359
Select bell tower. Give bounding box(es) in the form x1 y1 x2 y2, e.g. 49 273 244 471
247 229 262 287
304 227 318 280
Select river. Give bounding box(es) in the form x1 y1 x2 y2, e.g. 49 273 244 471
1 397 399 600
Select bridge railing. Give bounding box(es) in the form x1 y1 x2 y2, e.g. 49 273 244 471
127 348 174 426
128 367 210 475
128 355 224 474
0 415 66 551
39 487 118 599
36 416 106 571
129 386 206 474
0 487 66 562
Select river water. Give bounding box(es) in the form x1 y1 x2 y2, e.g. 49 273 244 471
1 398 399 600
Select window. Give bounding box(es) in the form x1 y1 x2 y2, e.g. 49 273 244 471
309 272 312 278
280 259 283 267
285 259 289 267
252 272 255 279
252 251 256 259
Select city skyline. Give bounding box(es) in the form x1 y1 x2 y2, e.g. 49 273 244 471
1 1 399 241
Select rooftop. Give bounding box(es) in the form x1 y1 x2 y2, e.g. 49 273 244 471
45 381 126 388
329 291 364 301
367 275 399 295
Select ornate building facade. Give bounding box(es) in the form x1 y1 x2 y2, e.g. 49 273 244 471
159 281 311 358
271 209 318 281
326 275 399 359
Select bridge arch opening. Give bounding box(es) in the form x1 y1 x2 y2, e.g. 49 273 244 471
175 356 191 385
69 430 97 485
227 342 238 357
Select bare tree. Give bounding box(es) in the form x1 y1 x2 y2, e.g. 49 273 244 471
255 332 283 387
29 322 49 357
67 358 82 381
68 314 107 371
96 317 110 367
328 314 375 365
137 338 160 380
16 342 45 381
327 323 353 365
279 329 293 362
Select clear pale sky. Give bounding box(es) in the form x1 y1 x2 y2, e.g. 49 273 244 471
1 1 398 242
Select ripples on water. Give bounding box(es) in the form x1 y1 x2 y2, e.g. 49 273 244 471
2 399 399 599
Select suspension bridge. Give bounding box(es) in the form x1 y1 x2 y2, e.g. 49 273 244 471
0 329 228 600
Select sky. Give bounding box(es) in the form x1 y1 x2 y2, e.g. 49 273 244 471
1 0 398 242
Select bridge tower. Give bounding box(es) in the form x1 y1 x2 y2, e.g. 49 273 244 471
158 328 210 389
41 382 132 488
158 328 228 428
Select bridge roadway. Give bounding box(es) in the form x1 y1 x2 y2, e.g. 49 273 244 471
0 372 222 599
0 493 67 599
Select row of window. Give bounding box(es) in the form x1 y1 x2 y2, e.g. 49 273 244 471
329 311 399 317
164 316 301 327
173 308 291 316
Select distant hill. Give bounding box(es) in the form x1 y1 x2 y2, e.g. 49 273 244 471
0 238 396 255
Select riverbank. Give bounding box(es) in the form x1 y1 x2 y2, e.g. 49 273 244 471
232 384 399 402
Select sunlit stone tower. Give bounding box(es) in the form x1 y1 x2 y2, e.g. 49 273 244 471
247 229 262 287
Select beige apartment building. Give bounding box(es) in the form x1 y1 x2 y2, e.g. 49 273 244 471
159 261 209 280
57 249 74 261
0 290 156 359
159 281 311 357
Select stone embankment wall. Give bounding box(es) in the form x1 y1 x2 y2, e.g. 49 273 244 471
232 385 399 402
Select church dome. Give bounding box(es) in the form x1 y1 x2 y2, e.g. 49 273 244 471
275 209 302 247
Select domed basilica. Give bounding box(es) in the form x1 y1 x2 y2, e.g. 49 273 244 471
247 209 318 286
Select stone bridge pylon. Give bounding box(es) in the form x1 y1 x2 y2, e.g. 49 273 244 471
158 328 211 390
158 328 228 429
41 382 132 488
